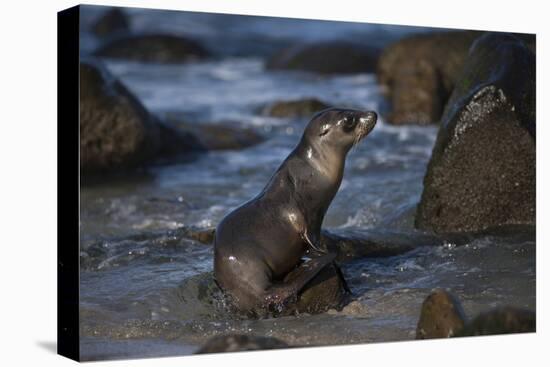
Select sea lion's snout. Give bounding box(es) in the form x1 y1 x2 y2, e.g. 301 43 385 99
359 111 377 131
354 110 377 141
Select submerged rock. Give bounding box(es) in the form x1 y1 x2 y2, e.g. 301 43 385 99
196 334 288 354
267 41 380 74
377 30 482 125
416 290 535 339
262 98 331 118
416 290 466 339
91 8 130 38
94 34 209 63
79 60 200 177
415 33 535 233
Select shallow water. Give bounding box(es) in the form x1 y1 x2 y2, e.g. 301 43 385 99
79 7 535 360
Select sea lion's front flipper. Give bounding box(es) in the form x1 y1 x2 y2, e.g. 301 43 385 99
263 252 336 310
302 230 327 254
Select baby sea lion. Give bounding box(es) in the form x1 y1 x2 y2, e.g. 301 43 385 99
214 108 377 315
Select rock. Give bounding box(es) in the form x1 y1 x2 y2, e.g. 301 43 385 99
178 226 215 244
80 60 200 176
262 98 331 118
339 300 369 317
286 262 349 315
196 334 288 354
93 34 209 63
415 290 535 339
267 41 380 74
80 59 160 174
91 8 130 38
415 33 535 233
319 228 458 263
377 31 483 125
162 113 265 151
174 122 265 151
416 290 466 339
456 307 535 336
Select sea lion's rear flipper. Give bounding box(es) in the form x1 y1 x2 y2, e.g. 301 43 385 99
264 252 336 310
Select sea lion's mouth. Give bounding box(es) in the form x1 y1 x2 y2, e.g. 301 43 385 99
353 111 377 146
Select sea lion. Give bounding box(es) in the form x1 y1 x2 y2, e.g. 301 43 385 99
214 108 377 316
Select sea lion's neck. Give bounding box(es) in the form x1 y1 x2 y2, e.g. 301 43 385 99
290 141 346 223
296 139 346 186
261 138 346 210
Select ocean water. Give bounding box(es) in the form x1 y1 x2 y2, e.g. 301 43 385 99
78 6 535 360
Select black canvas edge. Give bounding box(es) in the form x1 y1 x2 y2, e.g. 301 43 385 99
57 4 80 362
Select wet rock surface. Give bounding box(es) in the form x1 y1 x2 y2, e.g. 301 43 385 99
79 60 199 177
415 33 536 233
267 42 380 74
91 8 130 38
377 31 483 125
93 34 210 63
80 60 161 175
416 290 535 339
262 98 331 118
416 290 466 339
196 334 288 354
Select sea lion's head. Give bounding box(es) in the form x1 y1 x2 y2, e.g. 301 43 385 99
303 108 377 154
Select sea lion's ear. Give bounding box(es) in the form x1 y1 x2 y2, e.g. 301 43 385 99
319 123 331 136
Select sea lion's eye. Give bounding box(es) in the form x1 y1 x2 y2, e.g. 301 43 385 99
319 123 331 136
343 117 356 132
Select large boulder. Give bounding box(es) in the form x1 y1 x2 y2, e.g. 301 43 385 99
91 8 130 38
93 34 209 63
80 60 161 174
79 60 199 176
377 31 483 125
267 41 380 74
415 33 535 233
